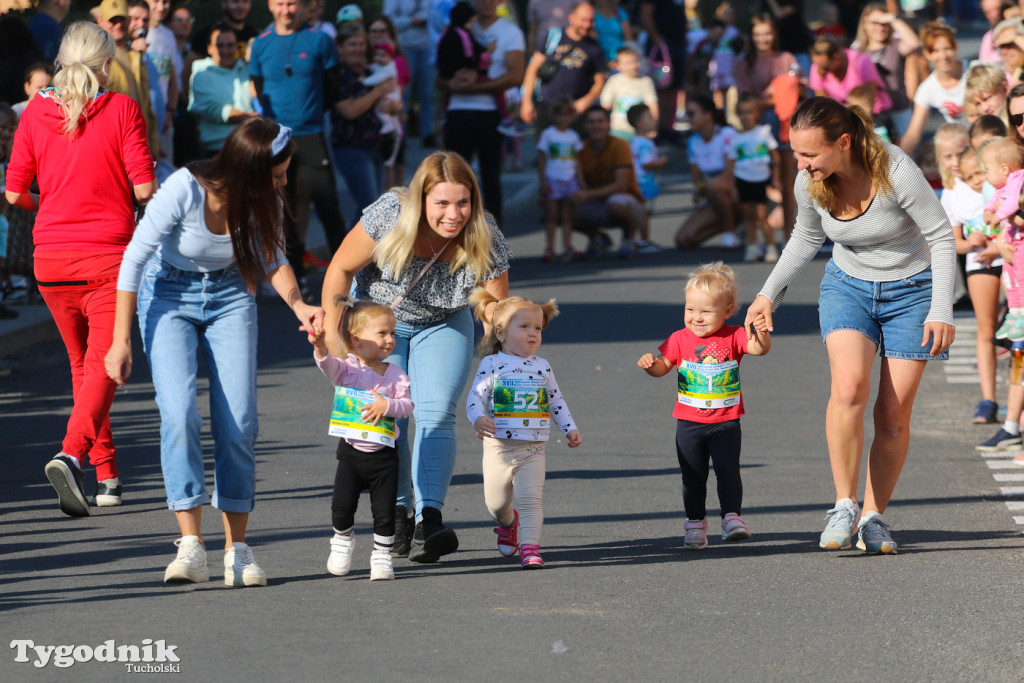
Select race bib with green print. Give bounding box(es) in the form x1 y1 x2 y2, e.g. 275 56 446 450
962 214 999 239
492 378 550 429
329 387 396 446
677 359 741 409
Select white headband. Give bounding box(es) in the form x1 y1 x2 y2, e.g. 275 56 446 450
272 124 292 157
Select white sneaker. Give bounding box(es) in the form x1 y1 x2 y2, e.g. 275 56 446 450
224 542 267 587
164 536 209 584
369 549 395 581
327 534 355 576
763 244 779 263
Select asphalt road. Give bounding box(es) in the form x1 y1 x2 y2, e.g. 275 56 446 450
4 160 1024 682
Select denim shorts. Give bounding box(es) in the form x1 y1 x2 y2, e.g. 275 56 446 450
818 259 948 360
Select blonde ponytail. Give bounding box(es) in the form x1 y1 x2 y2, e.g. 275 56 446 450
52 22 116 137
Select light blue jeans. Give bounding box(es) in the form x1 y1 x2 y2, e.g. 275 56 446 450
404 46 435 140
386 308 474 519
137 257 259 513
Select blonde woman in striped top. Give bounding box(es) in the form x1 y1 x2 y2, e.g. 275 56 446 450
745 96 956 556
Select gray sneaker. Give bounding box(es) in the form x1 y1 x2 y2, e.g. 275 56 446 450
819 499 859 550
857 516 898 555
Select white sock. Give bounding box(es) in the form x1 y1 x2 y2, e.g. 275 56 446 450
835 497 859 511
62 453 83 469
333 527 354 539
373 533 395 552
1004 421 1020 436
860 509 881 524
180 534 200 545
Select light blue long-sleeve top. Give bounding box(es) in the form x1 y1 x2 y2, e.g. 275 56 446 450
188 58 254 151
117 167 286 293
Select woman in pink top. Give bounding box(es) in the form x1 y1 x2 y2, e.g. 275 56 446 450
5 22 156 518
809 37 893 114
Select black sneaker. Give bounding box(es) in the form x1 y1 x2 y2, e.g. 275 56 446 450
420 507 459 557
391 505 414 558
408 523 439 563
44 454 90 517
95 477 123 507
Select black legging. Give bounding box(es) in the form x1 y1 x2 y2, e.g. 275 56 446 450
332 439 398 537
443 109 503 223
674 419 743 520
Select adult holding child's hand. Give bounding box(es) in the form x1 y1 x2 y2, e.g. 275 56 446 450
744 96 956 556
321 151 511 563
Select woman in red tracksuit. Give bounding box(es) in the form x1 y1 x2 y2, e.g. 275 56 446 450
5 22 156 517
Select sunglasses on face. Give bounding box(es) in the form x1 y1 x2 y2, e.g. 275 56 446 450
1012 112 1024 127
998 42 1020 51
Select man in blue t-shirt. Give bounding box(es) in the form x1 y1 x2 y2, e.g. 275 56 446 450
250 0 345 288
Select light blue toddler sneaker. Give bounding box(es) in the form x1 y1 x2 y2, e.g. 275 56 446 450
819 498 859 550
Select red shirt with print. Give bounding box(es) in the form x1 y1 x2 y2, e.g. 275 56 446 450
658 324 749 423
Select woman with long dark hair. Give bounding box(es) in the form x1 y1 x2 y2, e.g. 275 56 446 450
745 97 955 555
5 22 155 518
105 117 323 587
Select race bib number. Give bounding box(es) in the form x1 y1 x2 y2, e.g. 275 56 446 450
492 378 550 429
328 387 396 446
677 359 741 409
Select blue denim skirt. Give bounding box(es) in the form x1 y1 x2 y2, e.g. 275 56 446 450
818 259 948 361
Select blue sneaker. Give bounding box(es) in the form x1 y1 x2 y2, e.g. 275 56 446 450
975 428 1024 452
819 498 859 550
857 516 897 555
972 400 999 424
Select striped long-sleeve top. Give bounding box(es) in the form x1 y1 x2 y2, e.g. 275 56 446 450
759 143 956 326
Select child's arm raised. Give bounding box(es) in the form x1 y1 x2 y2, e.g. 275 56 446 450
745 315 773 356
637 352 673 377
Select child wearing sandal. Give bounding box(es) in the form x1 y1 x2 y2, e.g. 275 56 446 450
310 298 414 581
637 263 771 549
465 289 582 569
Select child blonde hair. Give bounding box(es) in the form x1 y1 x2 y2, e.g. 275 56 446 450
965 63 1008 108
980 136 1024 171
468 288 559 356
685 262 739 311
934 123 970 189
336 297 396 355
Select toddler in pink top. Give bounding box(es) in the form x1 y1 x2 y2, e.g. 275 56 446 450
309 299 413 581
980 138 1024 339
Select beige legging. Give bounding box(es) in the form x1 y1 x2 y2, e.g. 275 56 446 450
482 438 546 547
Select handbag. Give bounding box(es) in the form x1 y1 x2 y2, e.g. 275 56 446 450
647 40 673 90
537 27 563 84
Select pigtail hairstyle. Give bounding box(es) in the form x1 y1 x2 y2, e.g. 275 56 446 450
790 97 892 215
686 262 739 311
469 288 559 356
52 22 116 137
188 117 294 293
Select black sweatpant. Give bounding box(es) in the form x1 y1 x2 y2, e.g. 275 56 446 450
285 133 346 279
332 439 398 537
443 109 503 223
674 419 743 521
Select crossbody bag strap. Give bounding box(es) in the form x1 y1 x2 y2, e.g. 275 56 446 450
389 240 451 311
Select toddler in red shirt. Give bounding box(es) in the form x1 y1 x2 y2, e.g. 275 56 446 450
638 263 771 549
